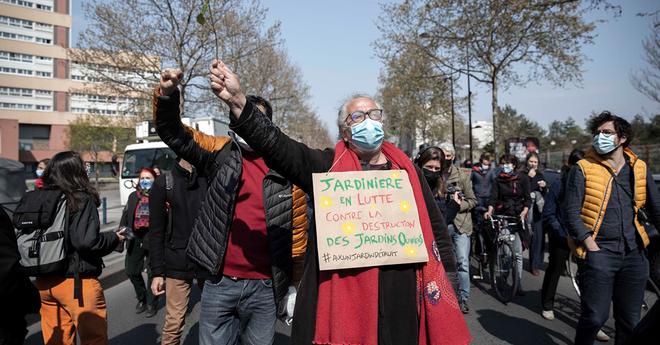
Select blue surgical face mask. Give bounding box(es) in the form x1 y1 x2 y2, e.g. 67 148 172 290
35 169 44 178
350 119 384 151
502 164 514 174
592 133 618 155
139 179 153 190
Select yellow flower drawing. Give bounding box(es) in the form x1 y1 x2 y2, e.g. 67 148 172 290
390 171 401 179
403 244 418 257
399 200 411 213
341 222 356 236
320 196 333 208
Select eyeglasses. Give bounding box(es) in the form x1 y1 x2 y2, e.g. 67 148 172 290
595 129 616 136
345 108 383 125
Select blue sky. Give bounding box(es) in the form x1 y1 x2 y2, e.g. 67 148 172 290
72 0 659 138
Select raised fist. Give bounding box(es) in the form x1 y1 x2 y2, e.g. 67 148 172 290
210 59 246 114
160 68 183 96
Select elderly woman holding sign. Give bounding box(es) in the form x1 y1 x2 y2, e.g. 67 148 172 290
165 60 468 345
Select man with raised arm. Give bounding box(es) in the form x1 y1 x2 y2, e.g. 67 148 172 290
154 69 308 345
205 59 470 345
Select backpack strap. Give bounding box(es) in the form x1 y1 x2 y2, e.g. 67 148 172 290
165 171 174 246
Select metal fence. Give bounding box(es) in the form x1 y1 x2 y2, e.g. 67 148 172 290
543 144 660 174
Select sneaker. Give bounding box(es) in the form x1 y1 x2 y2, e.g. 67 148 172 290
135 301 147 314
596 330 610 342
145 304 157 318
460 300 470 314
541 310 555 320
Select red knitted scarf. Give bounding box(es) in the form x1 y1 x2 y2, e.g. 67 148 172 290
313 141 471 345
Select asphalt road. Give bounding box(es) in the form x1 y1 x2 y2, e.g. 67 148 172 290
22 188 659 344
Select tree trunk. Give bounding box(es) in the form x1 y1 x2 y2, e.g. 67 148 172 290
491 76 499 159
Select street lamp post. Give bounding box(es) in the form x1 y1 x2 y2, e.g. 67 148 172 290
418 32 472 155
466 46 473 162
446 76 456 149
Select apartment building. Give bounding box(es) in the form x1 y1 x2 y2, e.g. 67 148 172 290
0 0 152 175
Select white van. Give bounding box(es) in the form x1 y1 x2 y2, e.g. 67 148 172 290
119 117 229 205
119 141 176 206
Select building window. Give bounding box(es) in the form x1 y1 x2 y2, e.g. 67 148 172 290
35 71 51 77
0 51 33 62
0 31 34 42
0 102 33 109
35 104 51 111
35 89 51 96
0 16 33 29
35 22 52 31
36 4 52 11
0 66 33 75
35 37 52 44
0 87 33 97
19 123 50 151
1 1 36 10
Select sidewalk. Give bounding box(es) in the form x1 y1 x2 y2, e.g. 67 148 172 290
97 188 128 290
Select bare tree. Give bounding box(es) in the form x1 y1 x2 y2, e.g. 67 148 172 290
377 45 454 154
631 19 660 105
377 0 602 156
74 0 333 146
74 0 279 116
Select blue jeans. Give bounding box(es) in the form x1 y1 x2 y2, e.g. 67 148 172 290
513 232 523 288
575 249 648 345
529 217 545 270
449 225 471 301
199 276 276 345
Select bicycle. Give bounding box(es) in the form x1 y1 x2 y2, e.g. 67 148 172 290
486 214 523 303
470 206 489 280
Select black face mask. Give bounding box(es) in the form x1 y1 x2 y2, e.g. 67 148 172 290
444 159 454 170
423 169 442 188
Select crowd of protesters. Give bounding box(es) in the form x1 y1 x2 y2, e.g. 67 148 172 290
0 56 659 345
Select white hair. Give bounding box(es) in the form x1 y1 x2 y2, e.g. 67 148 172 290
336 93 385 134
439 142 455 155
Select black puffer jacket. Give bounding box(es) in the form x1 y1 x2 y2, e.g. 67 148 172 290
229 99 458 345
155 90 296 315
148 163 207 280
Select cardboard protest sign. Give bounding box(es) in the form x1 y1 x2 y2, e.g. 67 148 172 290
312 170 429 270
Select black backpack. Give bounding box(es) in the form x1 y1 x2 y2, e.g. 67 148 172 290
13 190 69 276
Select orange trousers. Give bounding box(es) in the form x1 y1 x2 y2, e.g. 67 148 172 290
34 276 108 345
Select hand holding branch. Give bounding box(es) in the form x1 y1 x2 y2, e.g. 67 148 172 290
210 59 246 118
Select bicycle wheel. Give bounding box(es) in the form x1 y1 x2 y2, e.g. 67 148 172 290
490 240 519 303
567 254 580 297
